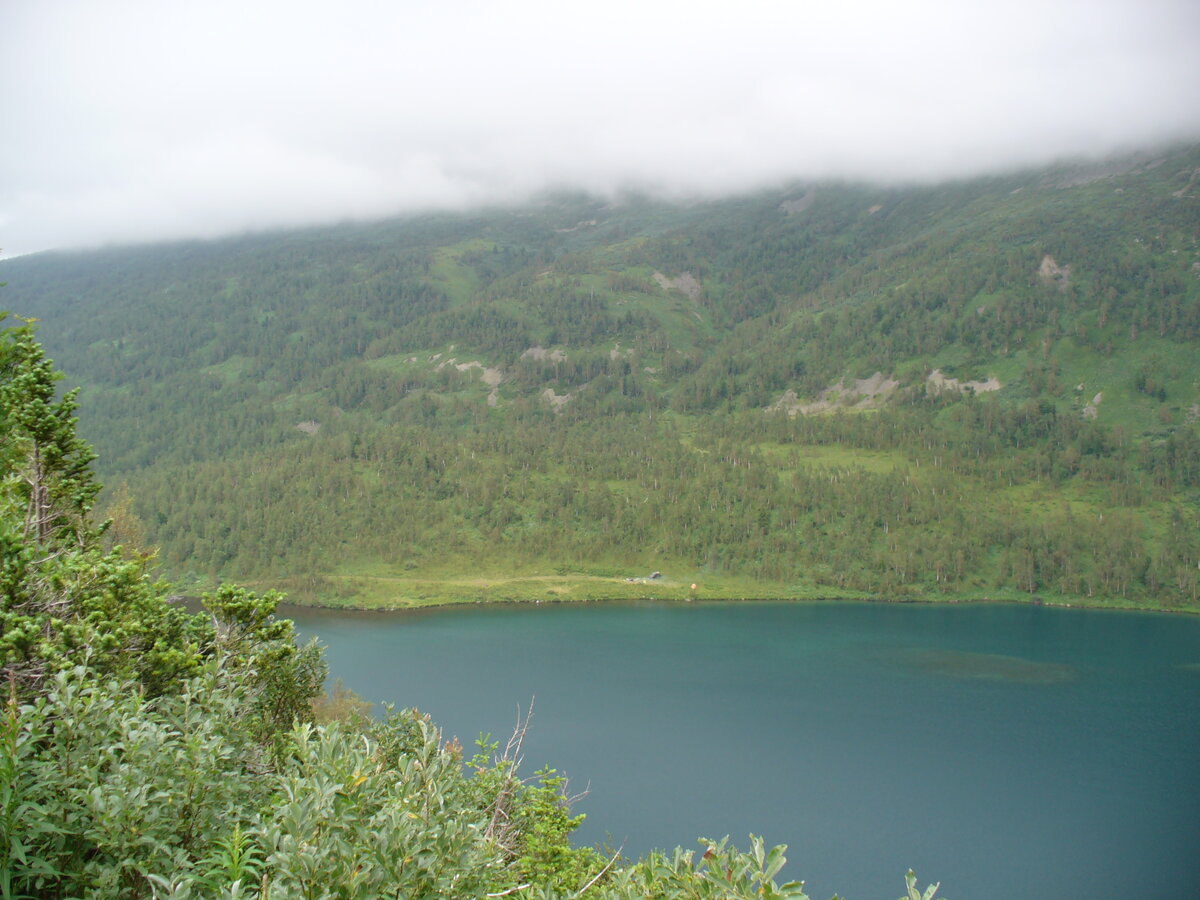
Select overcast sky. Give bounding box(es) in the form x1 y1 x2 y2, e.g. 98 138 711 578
2 0 1198 257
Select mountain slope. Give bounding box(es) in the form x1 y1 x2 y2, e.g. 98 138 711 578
3 145 1199 608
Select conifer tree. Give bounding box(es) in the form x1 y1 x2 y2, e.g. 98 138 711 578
0 315 205 693
0 314 100 547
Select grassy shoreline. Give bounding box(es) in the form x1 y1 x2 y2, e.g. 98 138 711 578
231 568 1199 616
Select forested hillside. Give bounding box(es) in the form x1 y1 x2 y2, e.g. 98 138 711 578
3 145 1199 609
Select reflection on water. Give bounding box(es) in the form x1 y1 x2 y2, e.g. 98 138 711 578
902 648 1076 683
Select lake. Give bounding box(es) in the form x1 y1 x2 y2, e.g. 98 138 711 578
286 600 1200 900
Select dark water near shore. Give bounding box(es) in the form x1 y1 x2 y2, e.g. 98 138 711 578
285 600 1200 900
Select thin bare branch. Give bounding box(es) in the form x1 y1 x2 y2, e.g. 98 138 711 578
486 884 531 897
571 844 625 898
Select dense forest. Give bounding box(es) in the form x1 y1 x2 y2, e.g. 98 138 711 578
2 145 1198 609
1 316 934 897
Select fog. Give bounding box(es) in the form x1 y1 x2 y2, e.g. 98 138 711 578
3 0 1198 256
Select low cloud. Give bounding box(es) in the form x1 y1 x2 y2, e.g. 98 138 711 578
3 0 1198 255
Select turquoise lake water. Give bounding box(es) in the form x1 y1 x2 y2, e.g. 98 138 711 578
286 600 1200 900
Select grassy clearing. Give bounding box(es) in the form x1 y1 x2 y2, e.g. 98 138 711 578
429 240 490 305
753 442 910 473
268 542 1199 615
254 565 870 609
248 565 1197 614
201 354 256 382
363 352 426 375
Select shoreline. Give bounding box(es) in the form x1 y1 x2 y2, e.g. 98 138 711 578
265 590 1200 617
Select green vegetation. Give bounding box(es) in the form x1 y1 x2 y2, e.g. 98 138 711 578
2 146 1199 610
1 318 940 898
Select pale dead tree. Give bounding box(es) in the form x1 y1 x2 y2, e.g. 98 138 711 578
24 447 52 544
480 697 598 890
482 699 535 854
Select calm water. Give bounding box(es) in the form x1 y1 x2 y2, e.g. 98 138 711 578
286 601 1200 900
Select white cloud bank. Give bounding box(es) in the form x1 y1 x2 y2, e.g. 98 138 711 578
2 0 1198 255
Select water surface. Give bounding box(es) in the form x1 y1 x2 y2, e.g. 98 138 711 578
287 601 1200 900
